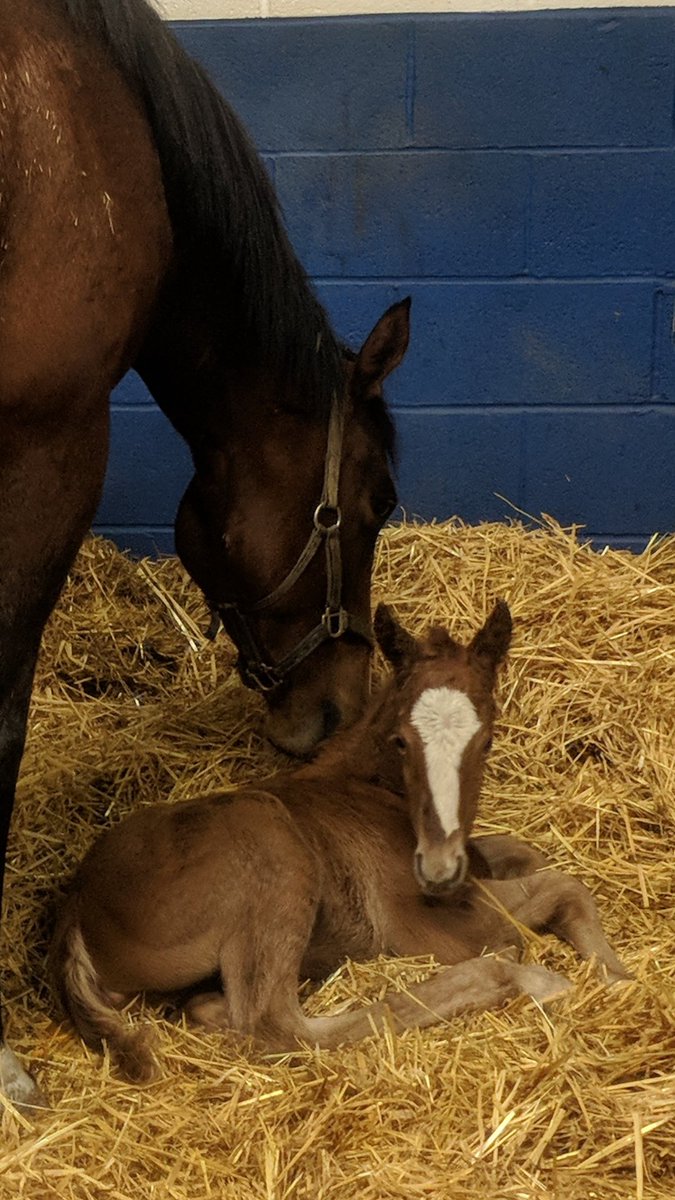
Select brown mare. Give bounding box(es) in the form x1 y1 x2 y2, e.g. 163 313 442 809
0 0 406 1102
51 603 627 1083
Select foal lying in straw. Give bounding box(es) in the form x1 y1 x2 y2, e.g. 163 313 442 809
52 602 627 1081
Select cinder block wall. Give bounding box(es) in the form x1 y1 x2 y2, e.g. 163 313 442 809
99 8 675 553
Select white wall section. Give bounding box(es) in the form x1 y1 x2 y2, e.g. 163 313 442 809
159 1 674 18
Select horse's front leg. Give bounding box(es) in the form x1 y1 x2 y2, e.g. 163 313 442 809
477 871 630 983
381 898 571 1014
468 833 550 879
0 399 109 1107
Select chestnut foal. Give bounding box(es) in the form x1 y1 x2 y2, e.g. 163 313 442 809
52 603 626 1081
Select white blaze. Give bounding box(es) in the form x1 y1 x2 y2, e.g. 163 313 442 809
410 687 481 837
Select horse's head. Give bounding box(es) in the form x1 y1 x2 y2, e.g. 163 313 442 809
374 601 512 894
174 300 409 756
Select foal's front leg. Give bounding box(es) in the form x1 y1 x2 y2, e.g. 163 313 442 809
468 833 549 879
477 871 629 983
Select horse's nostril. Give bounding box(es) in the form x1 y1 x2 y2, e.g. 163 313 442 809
448 855 467 885
321 699 341 739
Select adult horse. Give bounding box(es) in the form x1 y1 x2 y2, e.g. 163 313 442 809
0 0 406 1104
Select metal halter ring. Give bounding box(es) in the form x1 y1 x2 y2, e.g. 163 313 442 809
237 659 283 693
313 502 341 533
322 607 349 638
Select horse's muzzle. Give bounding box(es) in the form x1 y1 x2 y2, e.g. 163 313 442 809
414 849 468 894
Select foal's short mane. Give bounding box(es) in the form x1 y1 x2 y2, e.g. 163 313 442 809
423 627 459 655
56 0 342 415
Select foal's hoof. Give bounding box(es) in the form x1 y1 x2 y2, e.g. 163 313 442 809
183 991 231 1031
0 1045 49 1112
513 963 574 1006
604 964 633 987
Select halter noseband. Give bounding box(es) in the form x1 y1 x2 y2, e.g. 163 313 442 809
212 394 374 693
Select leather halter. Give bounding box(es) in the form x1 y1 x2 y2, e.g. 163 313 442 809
212 394 374 693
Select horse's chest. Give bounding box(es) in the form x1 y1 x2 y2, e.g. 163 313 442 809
301 870 382 981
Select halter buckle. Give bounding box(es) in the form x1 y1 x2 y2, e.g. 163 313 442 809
237 659 283 693
313 502 341 534
322 607 349 639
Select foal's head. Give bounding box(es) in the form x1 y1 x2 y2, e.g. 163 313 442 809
375 602 512 894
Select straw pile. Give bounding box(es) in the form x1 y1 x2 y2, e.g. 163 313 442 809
1 518 674 1200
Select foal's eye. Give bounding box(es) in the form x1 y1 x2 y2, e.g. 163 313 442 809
392 734 407 753
484 737 493 754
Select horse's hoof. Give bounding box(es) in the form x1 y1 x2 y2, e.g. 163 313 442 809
0 1045 49 1112
514 963 574 1006
605 966 634 987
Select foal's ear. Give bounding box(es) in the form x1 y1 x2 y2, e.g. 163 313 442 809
374 603 418 674
469 600 512 671
354 298 411 385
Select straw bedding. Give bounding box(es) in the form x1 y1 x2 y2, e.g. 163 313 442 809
1 518 674 1199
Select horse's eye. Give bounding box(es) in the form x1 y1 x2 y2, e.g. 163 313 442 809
392 734 407 753
484 737 493 754
374 494 397 520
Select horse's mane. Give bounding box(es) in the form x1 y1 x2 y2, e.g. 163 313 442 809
56 0 342 415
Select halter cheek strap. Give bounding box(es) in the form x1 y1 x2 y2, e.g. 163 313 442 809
211 394 374 693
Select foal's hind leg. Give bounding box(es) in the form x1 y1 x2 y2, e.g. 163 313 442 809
268 956 571 1051
477 872 629 982
182 990 232 1031
184 889 572 1053
0 399 110 1106
182 831 322 1044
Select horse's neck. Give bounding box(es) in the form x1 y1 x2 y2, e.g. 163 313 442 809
135 256 341 444
303 678 404 794
134 281 241 440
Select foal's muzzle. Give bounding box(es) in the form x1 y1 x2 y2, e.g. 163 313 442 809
414 848 469 894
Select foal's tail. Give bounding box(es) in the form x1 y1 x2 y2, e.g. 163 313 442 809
51 902 158 1083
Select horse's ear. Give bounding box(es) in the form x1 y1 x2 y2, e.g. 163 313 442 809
374 603 418 674
354 298 411 385
469 600 512 671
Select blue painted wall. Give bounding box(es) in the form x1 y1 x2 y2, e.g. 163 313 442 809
98 9 675 554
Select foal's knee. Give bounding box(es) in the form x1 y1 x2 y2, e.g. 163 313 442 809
546 875 597 929
469 834 550 880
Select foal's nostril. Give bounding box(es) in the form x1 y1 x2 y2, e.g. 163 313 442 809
414 850 466 892
321 699 341 740
448 854 467 886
